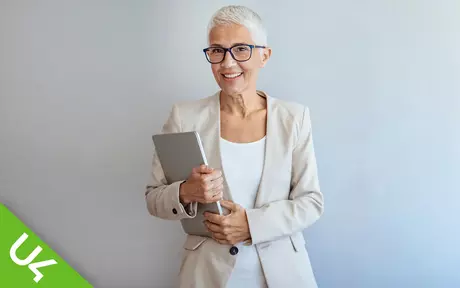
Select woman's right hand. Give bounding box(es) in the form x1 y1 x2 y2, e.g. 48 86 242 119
179 164 224 205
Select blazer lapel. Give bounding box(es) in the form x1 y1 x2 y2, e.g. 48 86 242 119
253 91 276 209
198 92 234 202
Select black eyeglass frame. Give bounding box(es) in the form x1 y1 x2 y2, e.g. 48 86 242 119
202 44 266 64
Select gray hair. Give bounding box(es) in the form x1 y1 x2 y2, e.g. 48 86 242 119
207 5 267 46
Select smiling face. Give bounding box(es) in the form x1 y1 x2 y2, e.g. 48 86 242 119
207 24 271 96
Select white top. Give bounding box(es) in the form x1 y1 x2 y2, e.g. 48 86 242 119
220 136 268 288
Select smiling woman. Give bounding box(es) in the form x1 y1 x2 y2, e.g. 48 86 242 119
204 19 270 102
145 5 324 288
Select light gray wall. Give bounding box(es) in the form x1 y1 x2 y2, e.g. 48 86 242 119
1 1 459 287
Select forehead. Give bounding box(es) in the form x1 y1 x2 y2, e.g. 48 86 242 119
208 24 254 46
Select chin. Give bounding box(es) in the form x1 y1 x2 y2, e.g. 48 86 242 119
219 82 246 95
221 87 244 96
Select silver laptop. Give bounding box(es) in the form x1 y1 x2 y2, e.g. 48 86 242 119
152 131 227 237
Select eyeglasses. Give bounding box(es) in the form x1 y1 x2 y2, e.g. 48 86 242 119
203 44 266 64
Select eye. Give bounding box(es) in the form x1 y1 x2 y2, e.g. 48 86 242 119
209 47 224 54
235 46 250 52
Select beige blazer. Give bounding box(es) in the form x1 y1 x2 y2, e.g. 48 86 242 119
145 91 324 288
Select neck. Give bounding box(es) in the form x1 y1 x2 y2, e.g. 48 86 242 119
220 90 265 118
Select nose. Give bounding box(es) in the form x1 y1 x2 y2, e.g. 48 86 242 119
220 50 237 68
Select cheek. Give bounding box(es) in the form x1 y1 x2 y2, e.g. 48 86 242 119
211 65 220 77
241 65 254 79
239 59 259 75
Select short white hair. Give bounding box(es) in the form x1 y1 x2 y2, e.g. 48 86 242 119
207 5 267 46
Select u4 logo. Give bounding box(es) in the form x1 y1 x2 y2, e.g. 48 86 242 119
9 232 58 283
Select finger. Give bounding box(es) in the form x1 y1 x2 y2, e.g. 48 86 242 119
201 172 222 184
201 180 223 200
205 176 223 190
204 212 224 225
200 174 219 186
220 200 239 211
213 233 238 245
207 183 223 197
212 237 229 245
211 232 227 240
233 231 249 239
194 164 214 174
204 221 223 233
210 175 224 187
202 186 223 203
212 183 224 193
209 190 223 202
192 165 203 174
209 169 223 181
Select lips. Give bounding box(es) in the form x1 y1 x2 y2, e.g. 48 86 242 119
222 72 243 79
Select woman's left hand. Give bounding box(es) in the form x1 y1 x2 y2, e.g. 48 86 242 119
204 200 251 245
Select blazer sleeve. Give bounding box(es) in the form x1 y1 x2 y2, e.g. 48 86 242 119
144 104 198 220
245 106 324 245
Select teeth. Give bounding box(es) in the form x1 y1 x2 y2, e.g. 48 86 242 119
223 73 242 78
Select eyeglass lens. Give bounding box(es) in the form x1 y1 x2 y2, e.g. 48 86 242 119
206 45 252 63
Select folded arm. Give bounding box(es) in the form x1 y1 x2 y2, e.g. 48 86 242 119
245 106 324 245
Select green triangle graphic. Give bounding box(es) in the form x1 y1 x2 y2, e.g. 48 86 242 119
0 203 93 287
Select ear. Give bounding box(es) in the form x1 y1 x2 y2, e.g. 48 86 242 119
259 47 272 68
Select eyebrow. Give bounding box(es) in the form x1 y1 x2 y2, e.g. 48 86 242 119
209 42 249 47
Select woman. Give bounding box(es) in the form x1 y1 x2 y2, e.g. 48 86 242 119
145 5 324 288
